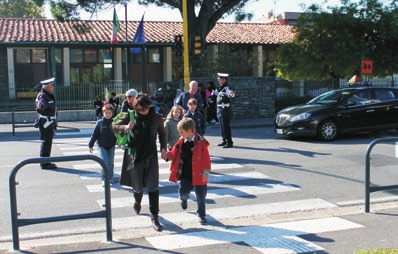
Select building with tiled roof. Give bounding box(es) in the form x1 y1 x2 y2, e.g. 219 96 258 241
0 18 294 45
0 18 295 102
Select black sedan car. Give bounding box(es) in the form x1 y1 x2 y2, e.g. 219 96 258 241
274 86 398 141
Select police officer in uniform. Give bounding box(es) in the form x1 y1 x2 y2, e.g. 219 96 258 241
34 78 58 169
214 73 235 148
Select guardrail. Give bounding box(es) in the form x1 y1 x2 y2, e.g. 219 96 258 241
11 106 36 136
9 155 112 251
365 137 398 213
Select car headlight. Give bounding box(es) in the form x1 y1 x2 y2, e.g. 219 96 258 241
290 112 311 122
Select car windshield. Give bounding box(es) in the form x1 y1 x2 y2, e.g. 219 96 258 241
308 89 357 105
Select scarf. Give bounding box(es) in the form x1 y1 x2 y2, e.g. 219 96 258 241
128 106 158 170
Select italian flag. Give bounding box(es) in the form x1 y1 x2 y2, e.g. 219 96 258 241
111 8 120 44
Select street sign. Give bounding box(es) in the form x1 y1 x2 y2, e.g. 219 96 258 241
361 60 373 74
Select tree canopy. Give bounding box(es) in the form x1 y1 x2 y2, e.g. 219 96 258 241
46 0 253 37
0 0 45 18
273 0 398 81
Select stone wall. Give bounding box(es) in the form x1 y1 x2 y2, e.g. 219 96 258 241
195 77 275 120
230 77 275 119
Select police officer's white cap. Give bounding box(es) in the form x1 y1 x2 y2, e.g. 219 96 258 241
217 73 229 78
125 89 138 97
40 78 55 86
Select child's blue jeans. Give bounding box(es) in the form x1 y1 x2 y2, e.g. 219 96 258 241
179 178 207 218
98 146 115 181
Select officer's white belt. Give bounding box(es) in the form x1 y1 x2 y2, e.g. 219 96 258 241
39 114 56 120
217 103 230 108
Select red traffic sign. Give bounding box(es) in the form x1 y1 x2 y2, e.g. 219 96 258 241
361 60 373 74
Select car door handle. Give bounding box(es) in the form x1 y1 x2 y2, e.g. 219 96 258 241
366 109 375 112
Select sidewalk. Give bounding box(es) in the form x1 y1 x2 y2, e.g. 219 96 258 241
0 118 275 139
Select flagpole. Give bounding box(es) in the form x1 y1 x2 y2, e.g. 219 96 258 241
141 47 146 93
130 13 146 92
125 4 131 86
182 0 190 90
141 13 146 93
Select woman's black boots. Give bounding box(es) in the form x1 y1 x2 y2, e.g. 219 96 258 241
148 190 161 231
133 192 143 215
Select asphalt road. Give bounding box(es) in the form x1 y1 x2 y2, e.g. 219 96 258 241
1 123 398 253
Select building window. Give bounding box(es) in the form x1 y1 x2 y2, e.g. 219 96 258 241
149 48 160 63
32 49 47 63
84 49 98 62
55 48 63 63
70 49 111 83
99 49 112 63
70 49 83 63
133 51 148 63
15 49 31 63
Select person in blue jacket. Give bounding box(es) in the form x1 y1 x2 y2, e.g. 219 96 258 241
176 80 203 113
88 104 117 186
184 98 206 137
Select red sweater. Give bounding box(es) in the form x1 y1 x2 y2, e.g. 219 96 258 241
167 134 211 185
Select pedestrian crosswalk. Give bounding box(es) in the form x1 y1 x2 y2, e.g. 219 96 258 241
53 137 364 254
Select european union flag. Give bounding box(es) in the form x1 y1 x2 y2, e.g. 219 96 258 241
131 15 146 53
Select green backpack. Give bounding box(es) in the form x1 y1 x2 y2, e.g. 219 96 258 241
112 109 135 151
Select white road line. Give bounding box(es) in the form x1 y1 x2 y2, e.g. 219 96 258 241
110 199 338 230
336 196 398 206
75 162 240 173
87 171 270 192
99 182 299 208
146 216 362 253
55 129 92 136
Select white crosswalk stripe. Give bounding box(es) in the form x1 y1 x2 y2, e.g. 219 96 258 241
146 216 363 253
102 183 299 208
53 137 364 254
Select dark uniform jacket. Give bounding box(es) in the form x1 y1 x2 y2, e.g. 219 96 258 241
215 83 233 117
34 88 57 128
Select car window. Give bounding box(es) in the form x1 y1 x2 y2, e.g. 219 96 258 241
374 89 395 102
309 89 356 105
347 90 372 106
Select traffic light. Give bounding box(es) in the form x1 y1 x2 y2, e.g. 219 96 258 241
174 34 183 57
192 35 202 55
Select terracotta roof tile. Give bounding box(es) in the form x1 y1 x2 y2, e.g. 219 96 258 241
0 18 295 45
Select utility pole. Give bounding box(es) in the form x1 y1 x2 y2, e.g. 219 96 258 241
182 0 190 91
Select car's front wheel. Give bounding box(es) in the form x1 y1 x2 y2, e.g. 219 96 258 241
317 119 338 141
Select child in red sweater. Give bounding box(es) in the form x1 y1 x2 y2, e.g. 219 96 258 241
163 118 211 224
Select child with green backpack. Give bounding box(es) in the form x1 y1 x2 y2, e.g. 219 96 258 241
88 104 117 186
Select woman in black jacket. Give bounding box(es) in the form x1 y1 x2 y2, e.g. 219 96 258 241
113 94 167 232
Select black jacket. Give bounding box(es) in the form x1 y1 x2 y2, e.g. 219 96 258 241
88 118 116 149
184 111 206 136
36 88 57 117
165 89 176 108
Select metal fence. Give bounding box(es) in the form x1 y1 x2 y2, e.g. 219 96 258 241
0 81 182 112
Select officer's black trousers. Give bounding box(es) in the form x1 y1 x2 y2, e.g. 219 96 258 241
39 121 55 165
219 115 233 144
